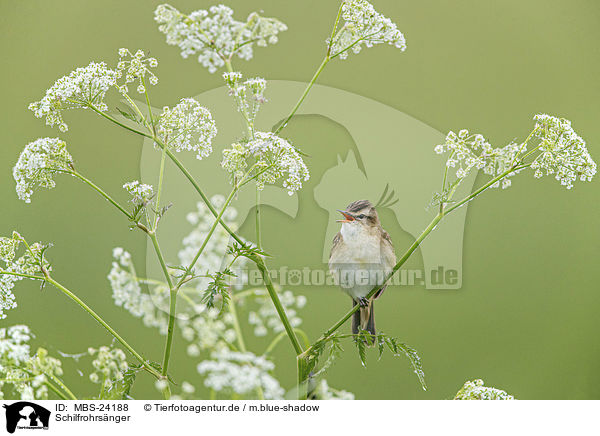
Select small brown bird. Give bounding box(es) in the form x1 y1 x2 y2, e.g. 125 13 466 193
328 200 396 338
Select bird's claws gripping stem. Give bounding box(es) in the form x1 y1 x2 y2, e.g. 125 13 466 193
358 297 369 307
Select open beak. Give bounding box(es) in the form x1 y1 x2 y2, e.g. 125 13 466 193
336 209 355 223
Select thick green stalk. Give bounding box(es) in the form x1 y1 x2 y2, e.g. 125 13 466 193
45 277 161 379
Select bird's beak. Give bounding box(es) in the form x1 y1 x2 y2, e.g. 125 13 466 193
336 210 355 223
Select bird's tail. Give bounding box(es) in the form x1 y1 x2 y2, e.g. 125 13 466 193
352 300 376 345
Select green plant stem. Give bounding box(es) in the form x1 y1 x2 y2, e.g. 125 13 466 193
227 294 247 353
89 104 305 365
274 56 329 134
71 171 132 220
255 188 262 250
45 277 161 379
147 231 177 380
252 255 303 355
45 371 77 400
265 329 310 356
175 185 238 290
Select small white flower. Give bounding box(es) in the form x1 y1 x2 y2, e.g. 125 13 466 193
197 350 284 399
154 4 287 73
29 62 117 131
123 180 154 206
454 379 514 400
13 138 73 203
329 0 406 59
116 48 159 94
157 98 217 160
248 289 306 337
223 72 267 129
88 345 128 385
222 132 310 195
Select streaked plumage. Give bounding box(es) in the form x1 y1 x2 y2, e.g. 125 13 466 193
329 200 396 338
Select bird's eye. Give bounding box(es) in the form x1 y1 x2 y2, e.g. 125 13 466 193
358 214 366 219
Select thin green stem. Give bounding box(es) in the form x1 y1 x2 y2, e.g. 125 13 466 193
227 292 247 353
45 371 77 400
265 328 310 356
71 171 132 220
255 189 262 250
274 56 330 134
175 185 238 290
252 255 303 355
87 104 153 139
153 148 168 231
45 277 161 379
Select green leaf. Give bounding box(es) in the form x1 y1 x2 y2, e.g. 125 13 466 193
116 106 143 125
98 367 136 400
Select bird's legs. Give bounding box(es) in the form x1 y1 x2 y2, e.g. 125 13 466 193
357 297 369 307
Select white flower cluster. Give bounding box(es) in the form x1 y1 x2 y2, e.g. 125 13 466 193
87 346 128 386
1 233 50 320
454 379 514 400
157 98 217 160
435 130 522 189
329 0 406 59
223 72 267 130
197 350 284 399
123 181 154 206
531 114 596 189
154 4 287 73
222 132 310 195
13 138 73 203
108 248 168 333
0 326 64 400
248 289 306 337
28 62 118 131
179 307 236 357
116 48 159 94
313 379 355 400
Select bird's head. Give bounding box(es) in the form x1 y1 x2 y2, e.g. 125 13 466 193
336 199 380 229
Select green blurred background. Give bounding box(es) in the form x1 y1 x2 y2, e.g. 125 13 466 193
1 0 599 399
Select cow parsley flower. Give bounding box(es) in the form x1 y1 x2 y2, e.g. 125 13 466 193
157 98 217 160
0 326 65 400
154 4 287 73
530 114 596 189
87 346 128 387
312 379 355 400
1 233 51 320
222 132 309 195
123 181 154 206
28 62 118 131
454 379 515 400
197 350 284 399
435 130 523 190
329 0 406 59
108 248 168 333
223 72 267 130
13 138 73 203
116 48 159 94
248 289 306 337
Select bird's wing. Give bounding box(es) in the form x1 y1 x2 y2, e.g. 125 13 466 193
375 229 396 300
329 231 343 261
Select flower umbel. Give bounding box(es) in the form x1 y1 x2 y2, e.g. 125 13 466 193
123 181 154 206
454 379 515 400
197 350 284 399
154 4 287 73
116 48 159 94
329 0 406 59
157 98 217 160
221 132 309 195
28 62 118 131
13 138 73 203
0 233 51 320
531 114 596 189
223 72 267 132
